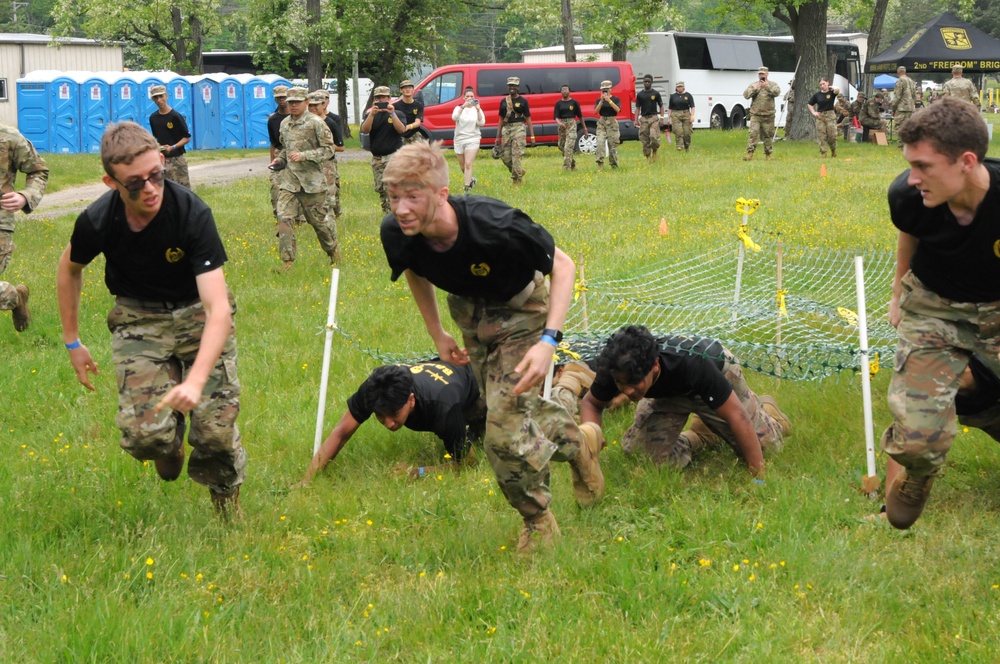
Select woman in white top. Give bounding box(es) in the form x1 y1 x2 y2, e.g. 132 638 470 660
452 87 486 193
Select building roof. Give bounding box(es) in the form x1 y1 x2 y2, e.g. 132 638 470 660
0 32 117 46
521 44 608 54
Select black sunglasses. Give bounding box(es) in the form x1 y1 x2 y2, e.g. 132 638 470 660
114 169 166 193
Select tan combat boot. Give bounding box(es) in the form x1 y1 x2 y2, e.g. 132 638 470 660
210 486 241 520
516 508 560 554
12 284 29 332
570 422 606 507
743 152 754 161
885 470 936 530
759 395 791 436
554 361 596 398
677 414 718 450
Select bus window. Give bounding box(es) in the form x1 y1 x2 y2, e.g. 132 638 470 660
759 42 796 72
421 72 463 107
675 36 712 69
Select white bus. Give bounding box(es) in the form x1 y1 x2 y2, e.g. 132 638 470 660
628 31 861 129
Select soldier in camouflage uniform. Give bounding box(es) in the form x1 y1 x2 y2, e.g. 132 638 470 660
743 67 781 160
268 87 339 269
882 99 998 530
594 80 622 169
267 86 305 226
57 121 245 515
380 141 605 554
309 90 345 221
859 92 887 141
0 123 47 332
942 65 979 107
891 66 918 145
667 81 695 151
554 85 586 171
497 77 535 184
580 326 789 474
148 85 191 188
360 85 407 213
783 79 795 133
635 74 663 161
807 78 846 157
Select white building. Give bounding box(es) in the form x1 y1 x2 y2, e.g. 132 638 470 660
522 44 611 63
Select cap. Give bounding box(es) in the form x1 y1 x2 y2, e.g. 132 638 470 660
600 80 612 90
308 89 329 104
285 86 308 102
399 79 414 89
757 67 769 74
675 81 684 88
373 85 391 97
507 76 520 87
273 85 289 99
874 91 884 98
150 85 167 97
952 64 963 73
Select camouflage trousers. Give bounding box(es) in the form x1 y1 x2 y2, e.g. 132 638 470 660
883 271 1000 477
164 154 191 189
893 110 913 145
0 231 16 310
108 295 245 494
371 155 392 214
595 117 620 167
556 118 578 170
403 134 424 145
500 123 526 181
815 111 838 155
672 111 692 150
639 115 661 156
270 170 304 222
747 114 775 155
621 347 784 467
322 159 341 218
447 273 583 518
276 189 338 263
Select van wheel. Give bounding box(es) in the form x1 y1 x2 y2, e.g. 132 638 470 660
710 105 728 130
730 106 746 130
576 127 598 154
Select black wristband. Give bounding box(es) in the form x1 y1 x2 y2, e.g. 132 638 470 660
542 328 563 343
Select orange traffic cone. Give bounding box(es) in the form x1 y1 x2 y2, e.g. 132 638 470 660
820 163 827 177
659 217 669 236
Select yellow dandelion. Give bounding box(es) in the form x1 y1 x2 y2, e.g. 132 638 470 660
181 573 188 579
280 515 287 521
366 519 373 526
146 572 153 579
146 558 154 566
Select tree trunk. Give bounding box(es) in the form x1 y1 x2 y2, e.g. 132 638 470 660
306 0 322 91
864 0 890 99
171 6 190 75
561 0 576 62
336 62 352 139
189 15 204 74
611 39 626 61
776 0 828 141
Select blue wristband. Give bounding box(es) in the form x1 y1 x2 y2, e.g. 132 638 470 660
751 478 765 485
65 339 82 350
540 335 558 347
417 467 426 478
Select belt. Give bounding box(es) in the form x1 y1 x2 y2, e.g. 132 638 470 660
116 296 199 311
641 113 659 118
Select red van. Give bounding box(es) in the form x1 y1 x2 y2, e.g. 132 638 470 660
408 62 638 152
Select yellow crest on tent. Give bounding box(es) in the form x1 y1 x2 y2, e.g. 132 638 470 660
941 28 971 50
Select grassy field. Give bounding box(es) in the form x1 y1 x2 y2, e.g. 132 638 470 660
4 129 1000 662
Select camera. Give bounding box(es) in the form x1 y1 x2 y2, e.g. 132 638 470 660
472 99 479 105
375 101 389 109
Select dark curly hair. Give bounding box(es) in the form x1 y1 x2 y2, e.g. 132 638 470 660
596 325 659 385
360 365 415 415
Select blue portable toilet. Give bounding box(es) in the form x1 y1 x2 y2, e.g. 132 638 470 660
49 72 88 153
162 73 193 137
244 74 290 148
219 74 247 148
16 70 60 152
80 73 112 153
189 74 222 150
136 73 165 121
109 72 142 124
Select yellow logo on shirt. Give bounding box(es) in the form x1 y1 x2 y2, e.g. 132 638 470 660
993 239 1000 258
165 247 185 263
470 263 490 277
166 122 174 129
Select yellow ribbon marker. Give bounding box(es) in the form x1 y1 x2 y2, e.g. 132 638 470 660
776 289 788 317
573 279 587 302
837 306 859 328
556 341 582 361
869 352 880 379
735 197 761 215
737 224 761 252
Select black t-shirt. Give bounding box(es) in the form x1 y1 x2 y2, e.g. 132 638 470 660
597 95 621 117
69 182 228 301
889 159 1000 302
268 110 289 149
636 89 663 116
553 98 583 120
346 362 479 457
381 195 556 302
323 112 344 149
148 109 191 156
395 99 424 139
366 108 405 157
499 96 530 123
956 354 1000 416
590 335 732 408
668 92 694 111
808 90 837 113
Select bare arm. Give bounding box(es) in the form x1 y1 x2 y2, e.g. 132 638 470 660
580 390 609 427
298 410 363 486
513 248 574 395
57 245 99 391
525 116 535 145
889 231 918 328
716 392 765 476
360 109 376 133
403 269 468 365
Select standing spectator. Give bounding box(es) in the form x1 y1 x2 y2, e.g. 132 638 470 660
891 66 918 144
0 123 47 332
56 121 245 515
396 79 425 144
148 85 191 188
496 77 535 185
267 87 339 269
942 65 979 107
635 74 663 162
743 67 781 161
309 90 345 219
882 99 997 530
807 77 845 157
668 81 695 152
360 85 407 213
379 142 605 554
452 87 486 192
553 84 587 171
594 80 621 170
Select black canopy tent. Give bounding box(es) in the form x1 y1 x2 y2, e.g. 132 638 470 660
866 12 1000 74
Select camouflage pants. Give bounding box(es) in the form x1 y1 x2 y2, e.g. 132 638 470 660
747 114 775 155
322 159 341 219
815 111 838 155
276 189 338 263
0 231 15 310
108 296 245 494
371 155 392 214
500 123 526 181
595 117 620 166
403 133 424 145
883 271 1000 477
164 154 191 189
639 115 661 156
621 347 783 467
894 110 913 144
447 273 583 518
270 170 304 222
672 110 692 150
556 118 577 170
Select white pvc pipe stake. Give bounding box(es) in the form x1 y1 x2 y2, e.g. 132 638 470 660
313 267 340 455
854 256 878 483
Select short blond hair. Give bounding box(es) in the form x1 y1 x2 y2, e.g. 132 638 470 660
382 141 449 191
101 122 160 177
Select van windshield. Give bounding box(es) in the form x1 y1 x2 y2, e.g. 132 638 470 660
420 72 464 107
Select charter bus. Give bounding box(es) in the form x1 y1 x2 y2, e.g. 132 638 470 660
406 61 638 152
628 31 861 130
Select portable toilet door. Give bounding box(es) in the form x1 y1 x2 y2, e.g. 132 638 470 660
219 75 246 148
80 76 111 153
49 74 82 153
190 76 222 149
243 74 290 148
136 73 165 123
16 74 52 152
163 75 194 138
111 74 141 124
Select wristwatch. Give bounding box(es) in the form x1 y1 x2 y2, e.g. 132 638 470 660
542 328 563 343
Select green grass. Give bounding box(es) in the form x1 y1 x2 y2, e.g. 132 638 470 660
5 130 1000 662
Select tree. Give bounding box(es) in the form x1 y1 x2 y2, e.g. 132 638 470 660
562 0 577 61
